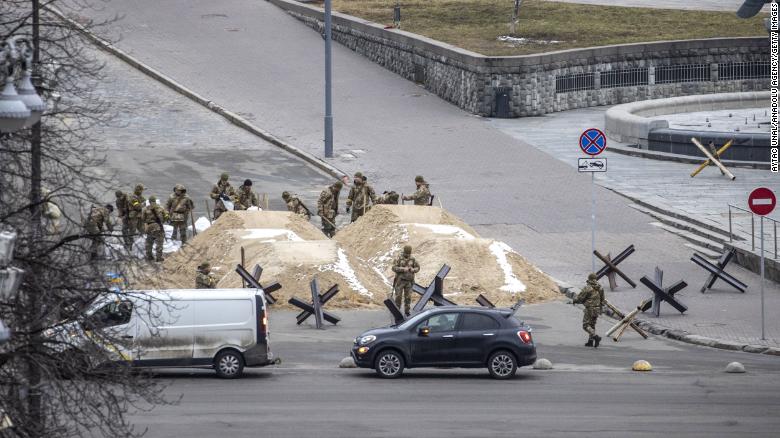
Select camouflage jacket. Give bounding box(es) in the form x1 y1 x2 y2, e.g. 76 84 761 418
195 271 217 289
346 183 376 210
286 196 311 219
210 181 237 207
165 193 194 222
128 192 146 219
142 204 168 226
86 206 113 232
236 186 260 210
574 282 604 309
115 193 130 218
376 191 400 205
317 188 338 218
405 184 431 206
392 254 420 283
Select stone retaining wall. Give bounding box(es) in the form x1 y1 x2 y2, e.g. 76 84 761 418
270 0 770 117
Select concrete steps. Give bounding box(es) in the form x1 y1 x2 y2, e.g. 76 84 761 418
649 222 725 253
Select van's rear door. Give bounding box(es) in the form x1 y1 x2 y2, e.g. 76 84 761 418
192 298 254 361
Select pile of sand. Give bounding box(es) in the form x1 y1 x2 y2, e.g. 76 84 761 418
335 205 560 306
130 211 384 308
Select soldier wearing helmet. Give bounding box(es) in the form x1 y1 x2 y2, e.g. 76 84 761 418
282 191 311 220
402 175 432 206
391 245 420 317
84 204 114 260
317 181 343 237
236 179 260 210
166 184 194 244
209 172 237 220
345 171 376 222
128 183 146 239
572 273 605 348
196 262 218 289
142 195 168 262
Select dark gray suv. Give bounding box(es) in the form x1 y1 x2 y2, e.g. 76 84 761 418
351 307 536 379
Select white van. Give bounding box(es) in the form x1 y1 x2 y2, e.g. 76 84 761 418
58 288 276 378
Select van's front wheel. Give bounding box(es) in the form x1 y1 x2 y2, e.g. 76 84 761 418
215 350 244 379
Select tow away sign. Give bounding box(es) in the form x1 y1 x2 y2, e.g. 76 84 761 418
578 158 607 172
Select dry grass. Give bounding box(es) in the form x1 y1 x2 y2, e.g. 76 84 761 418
321 0 768 55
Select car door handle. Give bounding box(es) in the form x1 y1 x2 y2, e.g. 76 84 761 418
442 335 455 338
482 333 495 336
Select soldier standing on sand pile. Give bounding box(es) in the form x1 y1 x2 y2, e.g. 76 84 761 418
317 181 342 238
236 179 260 210
570 273 604 348
345 172 376 222
165 184 194 244
392 245 420 317
402 175 432 206
282 191 311 220
84 204 114 260
128 183 146 239
143 195 168 262
195 262 218 289
210 173 237 220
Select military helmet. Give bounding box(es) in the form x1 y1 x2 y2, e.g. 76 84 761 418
354 171 363 179
174 184 185 193
115 190 124 197
134 183 144 192
332 181 343 190
243 179 252 187
220 172 229 180
403 245 412 255
199 262 211 270
148 195 157 203
105 204 114 212
587 273 598 282
415 175 425 183
282 191 291 200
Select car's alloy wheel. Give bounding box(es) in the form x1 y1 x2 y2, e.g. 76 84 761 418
375 351 404 378
215 350 244 379
488 351 517 379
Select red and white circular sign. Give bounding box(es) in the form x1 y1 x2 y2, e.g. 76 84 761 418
748 187 776 216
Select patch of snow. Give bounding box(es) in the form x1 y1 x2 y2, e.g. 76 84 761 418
247 206 262 211
240 228 303 242
498 35 561 46
318 248 371 297
409 223 475 240
372 266 393 288
489 241 526 293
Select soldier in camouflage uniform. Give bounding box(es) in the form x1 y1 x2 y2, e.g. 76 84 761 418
345 172 376 222
282 191 311 220
165 184 194 244
402 175 432 206
391 245 420 316
236 179 260 210
195 262 217 289
142 195 168 262
376 191 400 205
84 204 114 260
115 190 133 250
317 181 342 237
210 173 237 220
128 184 146 239
572 273 604 348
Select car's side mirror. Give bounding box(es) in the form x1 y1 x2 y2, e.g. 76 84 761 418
418 326 430 337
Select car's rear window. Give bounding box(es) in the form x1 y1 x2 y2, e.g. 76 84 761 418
505 315 525 327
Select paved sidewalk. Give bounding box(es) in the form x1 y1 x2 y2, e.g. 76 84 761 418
80 0 779 347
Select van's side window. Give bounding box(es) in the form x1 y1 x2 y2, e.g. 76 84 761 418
87 301 133 329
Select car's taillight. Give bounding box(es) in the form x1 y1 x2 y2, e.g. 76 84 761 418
517 330 532 344
261 316 268 333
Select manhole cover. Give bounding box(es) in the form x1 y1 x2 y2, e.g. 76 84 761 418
694 323 727 328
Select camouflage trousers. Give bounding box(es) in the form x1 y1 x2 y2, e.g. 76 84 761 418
145 223 164 262
350 207 367 223
170 221 188 244
582 306 600 338
84 222 104 260
128 215 144 239
321 215 336 238
213 207 226 220
394 281 413 315
119 216 133 249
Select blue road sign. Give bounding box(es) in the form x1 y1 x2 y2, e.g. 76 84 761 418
579 128 607 156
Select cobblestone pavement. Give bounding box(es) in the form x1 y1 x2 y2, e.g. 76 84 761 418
82 0 779 346
86 47 332 218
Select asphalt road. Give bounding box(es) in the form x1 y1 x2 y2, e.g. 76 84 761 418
130 305 780 438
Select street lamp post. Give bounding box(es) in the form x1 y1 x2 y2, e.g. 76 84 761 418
324 0 334 158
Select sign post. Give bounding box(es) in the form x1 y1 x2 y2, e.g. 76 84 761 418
748 187 776 340
579 128 607 273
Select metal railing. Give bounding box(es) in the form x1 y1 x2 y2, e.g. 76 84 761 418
728 204 779 259
600 68 649 89
719 61 771 80
655 64 711 84
555 72 594 93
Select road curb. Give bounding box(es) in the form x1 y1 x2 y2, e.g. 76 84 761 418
47 6 346 181
607 144 769 170
554 280 778 356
